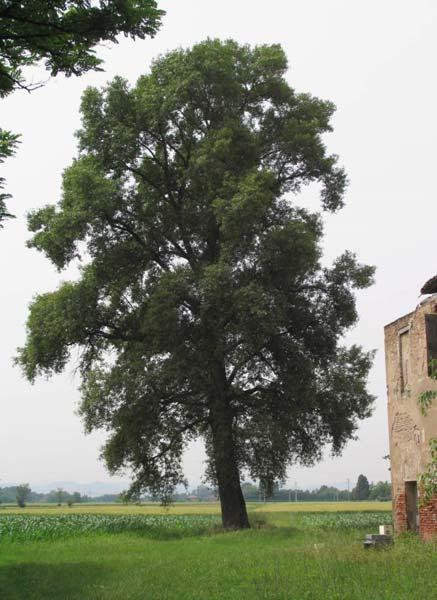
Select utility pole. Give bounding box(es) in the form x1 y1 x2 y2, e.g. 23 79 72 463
347 478 350 501
288 488 291 503
294 481 298 502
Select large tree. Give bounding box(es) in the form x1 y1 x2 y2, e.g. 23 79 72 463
0 0 163 226
16 483 31 508
18 40 375 529
352 474 370 501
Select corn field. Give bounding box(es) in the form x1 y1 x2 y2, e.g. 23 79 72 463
299 511 393 530
0 514 221 542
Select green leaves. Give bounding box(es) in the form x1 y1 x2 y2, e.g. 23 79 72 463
0 1 163 228
19 39 375 502
16 274 100 381
0 1 164 97
212 170 276 254
28 156 122 268
0 128 20 225
419 437 437 507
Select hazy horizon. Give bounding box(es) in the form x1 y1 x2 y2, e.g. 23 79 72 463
1 0 436 491
1 478 359 496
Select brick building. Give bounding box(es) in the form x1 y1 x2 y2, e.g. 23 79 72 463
384 283 437 540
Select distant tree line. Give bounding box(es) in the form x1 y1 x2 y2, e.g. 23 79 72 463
0 485 121 506
1 475 391 507
167 476 391 503
238 476 391 502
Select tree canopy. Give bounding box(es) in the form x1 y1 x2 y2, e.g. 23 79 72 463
0 0 163 226
353 474 370 501
0 0 163 97
0 128 18 226
368 480 391 501
18 39 375 528
15 482 31 507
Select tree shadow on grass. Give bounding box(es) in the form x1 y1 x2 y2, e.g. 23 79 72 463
0 561 109 600
103 526 218 541
249 513 301 536
0 526 220 545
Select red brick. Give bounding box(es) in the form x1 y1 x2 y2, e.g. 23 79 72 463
419 495 437 541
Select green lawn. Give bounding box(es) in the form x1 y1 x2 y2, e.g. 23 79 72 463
0 506 435 599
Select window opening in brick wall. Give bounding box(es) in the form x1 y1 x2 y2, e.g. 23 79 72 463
399 329 410 392
425 314 437 375
405 481 419 532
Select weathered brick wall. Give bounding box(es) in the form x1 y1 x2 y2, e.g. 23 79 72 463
393 492 407 533
385 296 437 538
419 495 437 541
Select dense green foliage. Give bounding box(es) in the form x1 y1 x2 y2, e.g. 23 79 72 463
419 436 437 507
18 39 375 528
15 483 31 508
0 127 18 226
368 480 391 501
352 474 370 501
0 0 163 97
0 509 436 600
0 484 37 504
0 0 163 225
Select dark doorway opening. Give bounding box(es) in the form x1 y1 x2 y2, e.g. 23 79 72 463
405 481 419 532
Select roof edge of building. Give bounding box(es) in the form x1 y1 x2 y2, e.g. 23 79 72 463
384 294 437 330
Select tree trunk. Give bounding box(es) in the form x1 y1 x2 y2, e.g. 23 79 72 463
210 381 250 529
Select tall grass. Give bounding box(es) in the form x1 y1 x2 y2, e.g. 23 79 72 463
0 508 434 600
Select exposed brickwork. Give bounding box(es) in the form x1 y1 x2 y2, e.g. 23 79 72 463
393 493 408 533
419 495 437 541
385 295 437 540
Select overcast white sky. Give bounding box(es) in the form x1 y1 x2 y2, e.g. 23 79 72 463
1 0 436 492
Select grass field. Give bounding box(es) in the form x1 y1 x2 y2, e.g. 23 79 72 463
1 502 436 599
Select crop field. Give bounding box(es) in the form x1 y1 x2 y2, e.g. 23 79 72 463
0 500 391 515
0 502 436 599
0 514 221 542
